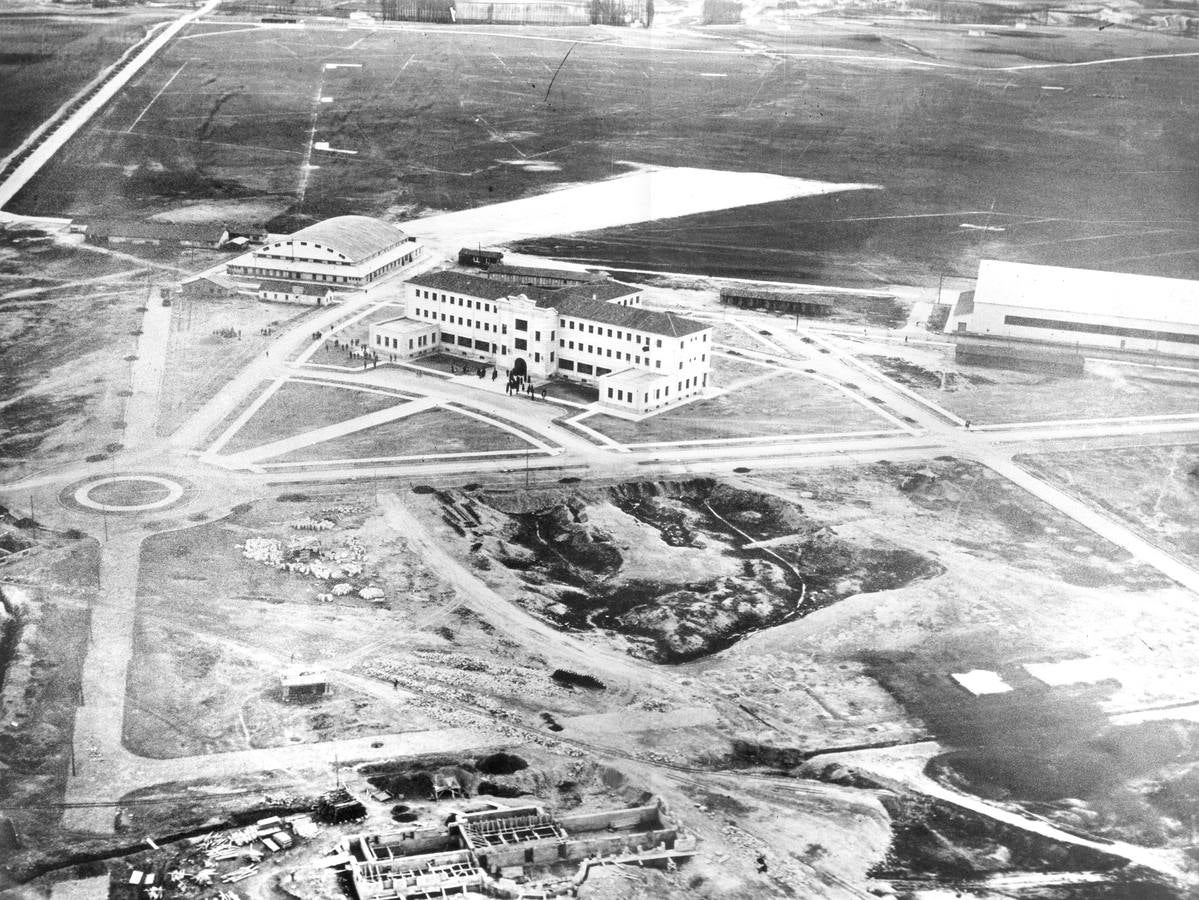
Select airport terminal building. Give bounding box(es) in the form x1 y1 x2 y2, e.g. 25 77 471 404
946 260 1199 360
228 215 426 290
370 270 713 413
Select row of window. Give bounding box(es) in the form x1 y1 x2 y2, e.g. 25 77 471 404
560 318 710 349
561 340 657 368
411 306 551 343
1003 314 1199 346
559 338 708 371
376 333 431 350
558 359 609 377
414 289 496 313
603 373 707 406
437 331 553 364
232 266 361 284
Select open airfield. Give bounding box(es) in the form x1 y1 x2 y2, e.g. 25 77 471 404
7 7 1199 286
4 1 1199 899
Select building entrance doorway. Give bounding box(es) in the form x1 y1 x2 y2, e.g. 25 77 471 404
513 357 527 378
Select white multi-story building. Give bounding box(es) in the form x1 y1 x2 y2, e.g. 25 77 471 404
228 215 425 290
370 270 712 413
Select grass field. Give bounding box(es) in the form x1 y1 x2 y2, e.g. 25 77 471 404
0 5 179 158
584 371 893 444
9 16 1199 291
0 232 154 475
267 407 535 463
709 351 779 387
127 503 453 758
1016 445 1199 569
868 351 1199 424
157 294 313 437
220 379 412 454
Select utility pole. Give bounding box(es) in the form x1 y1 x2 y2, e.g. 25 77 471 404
524 450 530 489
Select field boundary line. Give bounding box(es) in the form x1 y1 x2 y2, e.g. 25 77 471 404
620 427 903 450
259 447 556 469
126 61 188 133
222 397 439 465
204 373 289 457
976 411 1199 432
445 404 555 453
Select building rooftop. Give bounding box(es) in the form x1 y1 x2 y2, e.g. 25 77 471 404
181 271 238 290
410 270 640 306
603 367 672 387
555 296 709 337
719 286 834 307
553 281 641 304
406 271 699 335
374 316 438 332
281 668 329 688
409 270 529 301
88 219 227 243
975 259 1199 327
274 216 409 262
484 263 603 283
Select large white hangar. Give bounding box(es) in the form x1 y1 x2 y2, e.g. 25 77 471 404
228 215 426 288
946 260 1199 359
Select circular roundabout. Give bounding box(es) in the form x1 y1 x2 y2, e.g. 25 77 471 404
61 473 194 516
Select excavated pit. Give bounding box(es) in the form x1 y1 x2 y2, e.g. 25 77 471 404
451 478 942 663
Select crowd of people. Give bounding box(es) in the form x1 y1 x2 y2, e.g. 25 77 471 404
313 334 553 399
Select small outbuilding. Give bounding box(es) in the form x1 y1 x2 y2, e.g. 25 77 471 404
458 247 503 268
280 668 330 702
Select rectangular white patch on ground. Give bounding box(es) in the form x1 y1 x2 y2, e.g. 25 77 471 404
1023 658 1118 687
951 669 1013 696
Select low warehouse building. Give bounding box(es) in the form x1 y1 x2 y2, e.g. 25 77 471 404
946 260 1199 360
229 215 426 288
719 286 833 317
178 271 242 300
88 220 230 250
482 263 605 288
257 278 337 305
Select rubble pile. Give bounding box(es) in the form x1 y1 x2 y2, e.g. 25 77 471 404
119 813 319 900
240 534 384 602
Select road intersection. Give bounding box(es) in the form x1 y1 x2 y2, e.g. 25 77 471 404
4 270 1199 856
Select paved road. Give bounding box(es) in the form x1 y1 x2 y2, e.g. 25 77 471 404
62 532 145 833
124 287 172 449
3 222 1198 894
